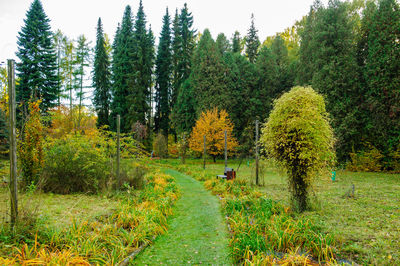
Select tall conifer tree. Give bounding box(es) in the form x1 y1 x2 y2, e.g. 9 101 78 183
245 14 260 63
191 29 229 113
311 0 362 162
93 18 111 127
232 31 242 54
130 0 155 127
110 5 134 132
171 9 182 111
178 3 196 81
16 0 58 115
155 9 172 137
74 34 91 128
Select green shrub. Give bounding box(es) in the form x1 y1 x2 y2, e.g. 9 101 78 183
260 86 335 212
153 133 168 158
347 143 384 172
41 134 110 194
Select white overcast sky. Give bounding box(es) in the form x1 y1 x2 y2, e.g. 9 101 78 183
0 0 329 62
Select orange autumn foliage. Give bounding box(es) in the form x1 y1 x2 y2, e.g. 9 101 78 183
189 108 238 161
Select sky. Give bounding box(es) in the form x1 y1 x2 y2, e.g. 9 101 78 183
0 0 326 63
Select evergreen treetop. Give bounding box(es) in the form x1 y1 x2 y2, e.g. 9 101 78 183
245 14 260 63
16 0 58 114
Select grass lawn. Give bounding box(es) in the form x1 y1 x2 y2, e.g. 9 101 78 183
0 186 119 231
158 158 400 265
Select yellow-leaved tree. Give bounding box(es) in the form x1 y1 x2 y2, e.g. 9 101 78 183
189 108 238 162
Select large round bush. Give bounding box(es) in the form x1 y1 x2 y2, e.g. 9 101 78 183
42 134 110 194
260 86 335 212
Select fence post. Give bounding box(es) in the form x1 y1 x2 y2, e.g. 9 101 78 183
116 115 120 190
224 130 227 169
255 119 259 186
8 59 17 226
203 135 206 169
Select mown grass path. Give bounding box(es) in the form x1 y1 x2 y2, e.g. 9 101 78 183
134 169 231 265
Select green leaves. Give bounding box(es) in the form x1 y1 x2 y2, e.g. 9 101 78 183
261 86 335 211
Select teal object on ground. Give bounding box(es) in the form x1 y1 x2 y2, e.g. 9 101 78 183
332 171 336 182
247 160 250 166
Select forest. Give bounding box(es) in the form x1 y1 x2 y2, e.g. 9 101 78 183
0 0 399 265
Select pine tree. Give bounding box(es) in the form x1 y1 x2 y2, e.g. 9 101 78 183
130 0 155 127
93 18 111 128
155 8 172 137
16 0 58 115
245 14 260 63
74 34 91 128
231 31 242 54
53 29 66 107
110 5 135 132
60 37 75 116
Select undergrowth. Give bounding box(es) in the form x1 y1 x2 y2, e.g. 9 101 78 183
0 168 180 265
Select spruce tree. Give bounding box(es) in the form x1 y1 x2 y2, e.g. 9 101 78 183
155 8 172 137
16 0 58 115
110 5 135 132
245 14 260 63
130 0 155 127
232 31 242 54
93 18 111 128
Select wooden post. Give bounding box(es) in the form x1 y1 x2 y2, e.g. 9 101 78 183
8 59 17 226
255 119 259 186
203 135 206 169
224 130 227 169
181 134 186 164
116 115 120 190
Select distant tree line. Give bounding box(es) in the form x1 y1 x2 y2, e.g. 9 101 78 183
11 0 400 169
